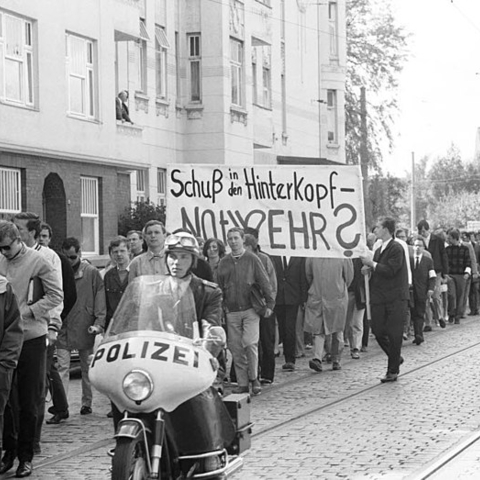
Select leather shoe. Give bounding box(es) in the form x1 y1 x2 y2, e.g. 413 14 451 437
46 411 69 424
80 406 92 415
15 461 32 478
0 450 15 474
423 325 432 332
412 335 424 345
380 372 398 383
309 358 323 372
439 318 446 328
250 379 262 396
282 362 295 371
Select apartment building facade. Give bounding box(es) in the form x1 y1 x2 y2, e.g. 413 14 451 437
0 0 346 255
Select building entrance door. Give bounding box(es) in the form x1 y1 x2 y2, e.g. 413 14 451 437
42 173 67 251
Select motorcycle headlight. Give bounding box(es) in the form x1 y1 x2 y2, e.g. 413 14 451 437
122 370 153 402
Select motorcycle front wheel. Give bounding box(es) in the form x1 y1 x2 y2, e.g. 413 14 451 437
112 435 148 480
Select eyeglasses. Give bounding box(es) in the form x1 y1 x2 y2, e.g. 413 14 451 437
0 239 17 252
165 234 197 248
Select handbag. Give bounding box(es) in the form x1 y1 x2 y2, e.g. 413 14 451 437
250 283 267 316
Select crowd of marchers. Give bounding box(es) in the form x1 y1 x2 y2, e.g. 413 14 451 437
0 211 477 477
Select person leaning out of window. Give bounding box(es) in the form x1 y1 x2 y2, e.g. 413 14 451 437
116 90 133 124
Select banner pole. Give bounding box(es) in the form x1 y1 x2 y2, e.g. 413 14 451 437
364 274 371 321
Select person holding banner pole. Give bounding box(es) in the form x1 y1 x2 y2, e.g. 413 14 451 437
360 217 409 383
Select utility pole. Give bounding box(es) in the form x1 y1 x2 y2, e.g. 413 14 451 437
359 87 371 227
411 152 416 233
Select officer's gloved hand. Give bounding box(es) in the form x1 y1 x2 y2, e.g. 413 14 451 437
201 321 226 357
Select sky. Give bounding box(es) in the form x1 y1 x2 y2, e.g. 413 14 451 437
385 0 480 177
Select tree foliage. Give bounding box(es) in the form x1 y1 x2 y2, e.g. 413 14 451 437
368 173 408 223
118 200 166 236
346 0 409 171
413 145 480 228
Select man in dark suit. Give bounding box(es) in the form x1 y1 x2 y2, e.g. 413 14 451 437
417 220 448 328
360 217 409 383
271 256 307 372
410 237 436 345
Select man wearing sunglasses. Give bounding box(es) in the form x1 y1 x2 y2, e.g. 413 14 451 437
0 221 63 477
57 237 106 418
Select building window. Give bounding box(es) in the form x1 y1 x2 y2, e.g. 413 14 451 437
188 34 201 102
252 49 258 104
80 176 99 254
66 33 96 119
175 32 180 103
136 40 147 94
0 167 21 213
155 26 169 99
327 89 337 144
262 64 271 108
230 38 243 107
329 2 338 58
0 12 34 107
157 168 166 206
136 170 147 202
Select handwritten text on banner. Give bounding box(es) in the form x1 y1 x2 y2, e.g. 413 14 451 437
165 164 366 258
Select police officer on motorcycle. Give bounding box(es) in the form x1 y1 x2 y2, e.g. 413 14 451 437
164 231 223 340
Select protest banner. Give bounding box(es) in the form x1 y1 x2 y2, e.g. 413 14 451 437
166 164 366 258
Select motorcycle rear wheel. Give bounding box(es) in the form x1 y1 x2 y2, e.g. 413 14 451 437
112 435 149 480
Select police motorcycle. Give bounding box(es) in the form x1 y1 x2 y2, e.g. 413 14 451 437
89 274 251 479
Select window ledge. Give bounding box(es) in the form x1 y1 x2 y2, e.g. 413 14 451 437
0 101 38 112
67 114 100 124
134 93 150 114
230 106 248 125
185 103 204 120
326 142 340 149
155 98 170 118
253 102 272 112
116 122 143 137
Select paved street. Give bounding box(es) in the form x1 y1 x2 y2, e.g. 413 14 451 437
8 316 480 479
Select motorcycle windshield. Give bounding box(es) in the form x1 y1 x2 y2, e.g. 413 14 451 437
105 275 198 339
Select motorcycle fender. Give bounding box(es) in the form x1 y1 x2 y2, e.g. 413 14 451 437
114 419 149 440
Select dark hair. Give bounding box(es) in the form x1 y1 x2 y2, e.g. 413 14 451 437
40 222 53 239
108 236 128 254
203 238 226 259
417 219 430 232
395 228 406 238
244 233 259 251
61 237 81 252
244 227 259 239
13 212 41 239
379 217 396 236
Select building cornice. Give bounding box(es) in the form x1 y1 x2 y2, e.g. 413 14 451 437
0 141 149 171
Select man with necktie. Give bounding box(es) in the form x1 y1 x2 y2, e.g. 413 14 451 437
271 256 307 372
360 217 409 383
410 237 436 345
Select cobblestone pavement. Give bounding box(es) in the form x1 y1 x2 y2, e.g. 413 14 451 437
8 316 480 479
